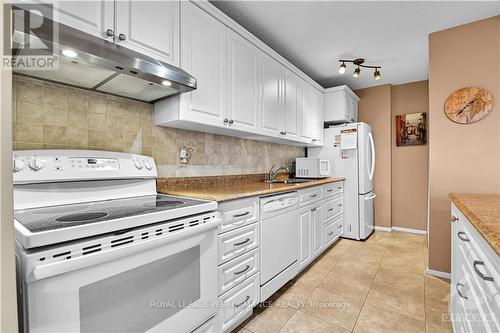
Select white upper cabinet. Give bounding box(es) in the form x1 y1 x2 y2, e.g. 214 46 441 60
282 70 300 141
311 87 324 145
260 53 282 138
51 0 114 40
324 85 360 125
227 29 260 133
115 0 179 65
178 1 227 127
299 81 313 143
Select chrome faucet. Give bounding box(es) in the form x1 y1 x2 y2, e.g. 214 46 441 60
268 165 289 182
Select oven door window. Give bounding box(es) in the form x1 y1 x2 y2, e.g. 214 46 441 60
79 246 200 333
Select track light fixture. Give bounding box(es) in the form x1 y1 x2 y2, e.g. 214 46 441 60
338 62 346 74
338 58 382 80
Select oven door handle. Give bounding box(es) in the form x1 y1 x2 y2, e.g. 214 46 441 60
29 220 219 283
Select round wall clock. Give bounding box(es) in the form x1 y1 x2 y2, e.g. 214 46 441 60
444 87 493 124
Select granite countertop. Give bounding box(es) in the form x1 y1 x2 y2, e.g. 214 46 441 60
450 193 500 256
158 177 345 202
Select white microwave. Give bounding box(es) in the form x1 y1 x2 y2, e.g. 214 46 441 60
295 157 331 178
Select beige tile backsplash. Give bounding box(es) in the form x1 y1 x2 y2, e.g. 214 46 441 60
12 75 305 177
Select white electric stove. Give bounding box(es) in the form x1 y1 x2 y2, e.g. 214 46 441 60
13 150 220 333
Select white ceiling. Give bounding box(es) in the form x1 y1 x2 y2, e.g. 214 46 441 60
210 1 500 90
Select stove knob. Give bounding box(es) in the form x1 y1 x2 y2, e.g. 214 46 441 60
134 159 143 170
13 158 24 172
29 157 44 171
144 160 152 170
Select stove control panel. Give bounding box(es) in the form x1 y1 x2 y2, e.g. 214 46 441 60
13 150 157 183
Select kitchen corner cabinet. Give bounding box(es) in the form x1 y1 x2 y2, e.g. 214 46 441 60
49 0 179 66
324 85 360 125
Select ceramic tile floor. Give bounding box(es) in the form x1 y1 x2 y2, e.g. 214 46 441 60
233 231 452 333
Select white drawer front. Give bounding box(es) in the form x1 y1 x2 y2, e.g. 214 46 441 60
218 197 259 234
218 273 260 332
218 223 259 264
324 196 343 221
324 216 343 246
298 186 322 206
218 248 259 296
323 182 343 198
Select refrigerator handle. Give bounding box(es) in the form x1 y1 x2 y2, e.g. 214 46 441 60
364 193 377 201
368 132 376 181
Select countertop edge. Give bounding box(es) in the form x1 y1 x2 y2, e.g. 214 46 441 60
158 177 345 203
450 193 500 257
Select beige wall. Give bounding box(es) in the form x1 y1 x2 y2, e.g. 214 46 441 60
12 75 305 178
355 85 392 228
391 81 429 231
428 16 500 272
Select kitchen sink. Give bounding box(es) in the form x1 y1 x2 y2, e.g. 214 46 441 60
264 179 313 185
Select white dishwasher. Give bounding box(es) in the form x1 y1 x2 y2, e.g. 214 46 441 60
260 192 299 301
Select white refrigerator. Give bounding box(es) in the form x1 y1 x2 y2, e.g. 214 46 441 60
308 122 376 240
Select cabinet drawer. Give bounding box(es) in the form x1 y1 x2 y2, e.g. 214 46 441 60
324 196 343 221
218 223 259 264
218 197 259 234
218 273 260 333
324 217 343 246
323 182 343 198
298 186 322 205
218 248 260 296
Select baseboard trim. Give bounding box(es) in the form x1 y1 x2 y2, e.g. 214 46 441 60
391 226 427 235
374 226 392 232
426 268 451 280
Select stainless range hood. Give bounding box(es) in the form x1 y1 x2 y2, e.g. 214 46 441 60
11 9 196 103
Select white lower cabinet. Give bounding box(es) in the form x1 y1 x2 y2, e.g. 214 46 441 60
450 203 499 333
216 183 344 332
217 273 260 332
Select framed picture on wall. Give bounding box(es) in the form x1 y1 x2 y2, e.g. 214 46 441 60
396 112 427 146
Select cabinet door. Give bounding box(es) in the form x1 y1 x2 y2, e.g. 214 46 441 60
179 2 227 127
260 54 282 138
226 30 259 133
351 96 358 122
282 71 299 140
115 0 179 65
311 88 324 145
52 0 114 40
311 204 323 258
298 207 312 271
299 81 313 142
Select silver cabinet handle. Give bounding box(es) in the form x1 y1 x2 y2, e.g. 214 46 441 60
326 189 333 192
473 261 494 282
228 119 234 125
456 283 468 299
311 207 317 212
223 118 229 124
105 29 114 37
283 131 287 135
457 231 469 242
233 211 250 219
327 231 334 236
310 194 317 198
234 295 250 308
337 225 342 229
328 208 334 212
118 33 126 41
337 204 342 207
233 238 250 247
233 265 250 276
450 215 458 223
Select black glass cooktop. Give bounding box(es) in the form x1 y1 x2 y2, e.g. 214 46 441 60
14 195 207 233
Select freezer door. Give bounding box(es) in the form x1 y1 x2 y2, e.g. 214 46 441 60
357 123 374 194
359 192 375 239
